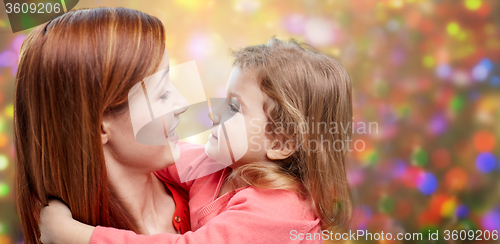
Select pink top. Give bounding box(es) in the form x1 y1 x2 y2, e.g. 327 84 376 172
90 142 323 244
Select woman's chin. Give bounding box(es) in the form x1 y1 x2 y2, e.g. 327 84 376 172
168 141 181 162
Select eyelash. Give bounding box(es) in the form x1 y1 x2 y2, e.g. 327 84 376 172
229 102 240 113
160 91 170 100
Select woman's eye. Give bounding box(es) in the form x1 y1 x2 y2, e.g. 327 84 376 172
229 102 240 113
160 91 170 100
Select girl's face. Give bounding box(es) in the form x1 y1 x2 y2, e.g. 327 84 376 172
103 51 189 173
205 67 273 168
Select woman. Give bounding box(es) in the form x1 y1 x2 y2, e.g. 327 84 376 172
14 7 190 244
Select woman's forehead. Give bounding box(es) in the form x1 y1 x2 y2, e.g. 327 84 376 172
158 49 170 71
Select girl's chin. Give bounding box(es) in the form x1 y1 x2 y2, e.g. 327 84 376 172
205 142 236 167
204 141 217 159
204 141 226 162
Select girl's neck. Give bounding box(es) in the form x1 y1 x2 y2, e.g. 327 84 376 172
216 168 233 198
104 157 177 235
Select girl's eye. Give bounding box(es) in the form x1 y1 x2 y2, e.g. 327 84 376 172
229 102 240 113
160 91 170 100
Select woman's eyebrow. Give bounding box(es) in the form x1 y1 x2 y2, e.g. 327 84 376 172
160 67 170 83
154 67 170 92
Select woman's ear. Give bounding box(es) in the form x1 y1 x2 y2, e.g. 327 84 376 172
266 139 295 160
101 118 112 145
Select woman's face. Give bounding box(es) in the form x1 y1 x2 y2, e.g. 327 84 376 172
102 51 189 173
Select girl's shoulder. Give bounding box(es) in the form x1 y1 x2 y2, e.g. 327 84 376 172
155 142 222 188
176 142 226 183
229 186 317 221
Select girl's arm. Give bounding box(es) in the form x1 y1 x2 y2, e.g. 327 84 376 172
41 188 322 244
39 200 94 244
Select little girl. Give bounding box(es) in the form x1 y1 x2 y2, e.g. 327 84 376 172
39 38 353 244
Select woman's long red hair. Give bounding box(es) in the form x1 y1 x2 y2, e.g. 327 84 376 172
14 7 166 243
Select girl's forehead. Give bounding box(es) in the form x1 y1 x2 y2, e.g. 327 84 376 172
227 67 259 88
225 67 266 107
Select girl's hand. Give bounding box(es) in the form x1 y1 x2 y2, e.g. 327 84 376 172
39 199 94 244
39 199 73 243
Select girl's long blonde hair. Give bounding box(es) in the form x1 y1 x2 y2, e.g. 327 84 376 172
228 38 353 231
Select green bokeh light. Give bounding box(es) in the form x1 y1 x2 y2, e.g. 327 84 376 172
0 184 9 197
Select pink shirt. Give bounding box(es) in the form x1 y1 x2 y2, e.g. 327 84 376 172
90 142 323 244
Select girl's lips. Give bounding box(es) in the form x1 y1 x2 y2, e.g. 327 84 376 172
209 134 218 142
167 130 179 142
210 127 219 139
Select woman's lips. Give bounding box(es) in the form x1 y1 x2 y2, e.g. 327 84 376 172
163 117 179 142
166 122 179 142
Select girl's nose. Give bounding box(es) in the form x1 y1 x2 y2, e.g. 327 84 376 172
208 110 220 125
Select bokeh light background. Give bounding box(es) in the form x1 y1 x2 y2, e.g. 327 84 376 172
1 0 500 243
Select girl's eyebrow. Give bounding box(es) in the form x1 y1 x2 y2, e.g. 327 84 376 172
228 92 247 108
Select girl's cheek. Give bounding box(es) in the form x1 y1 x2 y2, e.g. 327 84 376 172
219 112 248 164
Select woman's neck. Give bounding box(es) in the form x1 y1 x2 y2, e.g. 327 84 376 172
104 155 177 235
